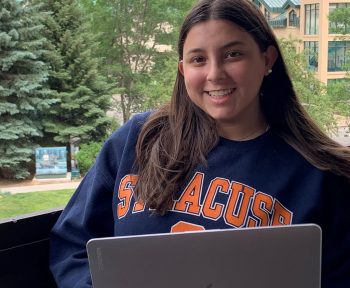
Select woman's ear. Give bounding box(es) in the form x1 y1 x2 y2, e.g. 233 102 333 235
264 46 278 75
178 60 184 76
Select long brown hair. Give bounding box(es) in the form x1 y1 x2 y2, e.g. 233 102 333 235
134 0 350 214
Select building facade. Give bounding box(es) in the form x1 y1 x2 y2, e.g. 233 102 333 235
252 0 350 84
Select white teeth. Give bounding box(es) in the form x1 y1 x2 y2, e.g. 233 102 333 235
208 89 233 97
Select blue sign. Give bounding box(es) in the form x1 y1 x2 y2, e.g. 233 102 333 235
35 147 67 176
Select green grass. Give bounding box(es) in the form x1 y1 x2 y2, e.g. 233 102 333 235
0 189 74 219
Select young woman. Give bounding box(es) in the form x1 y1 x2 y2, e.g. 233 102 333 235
50 0 350 287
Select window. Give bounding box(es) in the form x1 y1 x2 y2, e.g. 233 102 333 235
304 41 319 72
252 0 261 8
289 10 298 27
329 3 350 34
305 4 319 35
328 41 350 71
264 7 270 20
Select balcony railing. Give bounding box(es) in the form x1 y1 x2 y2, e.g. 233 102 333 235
0 208 62 288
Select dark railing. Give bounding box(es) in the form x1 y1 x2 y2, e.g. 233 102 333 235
0 208 62 288
269 18 287 28
268 17 300 29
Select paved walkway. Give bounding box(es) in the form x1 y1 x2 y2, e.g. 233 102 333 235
0 176 81 194
0 182 81 194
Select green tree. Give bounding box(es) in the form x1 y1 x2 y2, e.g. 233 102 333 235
279 37 336 131
81 0 195 122
327 79 350 116
35 0 112 145
0 0 55 179
135 55 178 110
76 141 103 175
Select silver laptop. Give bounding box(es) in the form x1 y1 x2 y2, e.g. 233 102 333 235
87 224 321 288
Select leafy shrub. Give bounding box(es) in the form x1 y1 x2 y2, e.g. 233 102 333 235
76 142 103 175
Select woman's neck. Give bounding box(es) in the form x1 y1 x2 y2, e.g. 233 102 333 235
217 114 269 141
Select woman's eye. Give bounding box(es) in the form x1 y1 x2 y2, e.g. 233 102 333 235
191 56 206 64
225 51 242 59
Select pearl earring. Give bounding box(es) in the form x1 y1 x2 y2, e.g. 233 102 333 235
267 69 272 75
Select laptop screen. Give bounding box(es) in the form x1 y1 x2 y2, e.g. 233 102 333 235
87 224 321 288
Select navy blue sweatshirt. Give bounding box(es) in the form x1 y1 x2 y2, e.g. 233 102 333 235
50 112 350 287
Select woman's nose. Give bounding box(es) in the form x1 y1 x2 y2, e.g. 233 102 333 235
206 61 226 82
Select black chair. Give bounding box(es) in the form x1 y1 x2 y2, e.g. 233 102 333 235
0 208 62 288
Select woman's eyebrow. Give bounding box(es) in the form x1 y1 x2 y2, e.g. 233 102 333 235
185 40 246 55
221 40 246 50
185 48 204 55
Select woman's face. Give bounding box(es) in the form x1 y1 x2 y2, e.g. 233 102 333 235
179 19 276 133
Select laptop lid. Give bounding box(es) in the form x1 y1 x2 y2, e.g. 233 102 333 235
87 224 321 288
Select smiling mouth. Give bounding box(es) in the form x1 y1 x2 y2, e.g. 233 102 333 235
206 88 234 97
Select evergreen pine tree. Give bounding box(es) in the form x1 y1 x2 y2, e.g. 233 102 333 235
36 0 111 146
0 0 55 179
